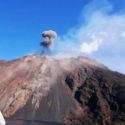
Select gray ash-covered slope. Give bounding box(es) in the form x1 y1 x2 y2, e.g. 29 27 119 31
0 55 125 125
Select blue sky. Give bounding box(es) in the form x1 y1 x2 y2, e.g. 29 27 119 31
0 0 89 59
0 0 125 73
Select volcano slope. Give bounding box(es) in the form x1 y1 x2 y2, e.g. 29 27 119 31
0 55 125 125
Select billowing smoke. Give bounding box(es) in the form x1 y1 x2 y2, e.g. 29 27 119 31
40 30 57 54
41 30 57 48
52 0 125 73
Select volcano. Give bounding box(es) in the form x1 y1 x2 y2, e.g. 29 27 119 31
0 55 125 125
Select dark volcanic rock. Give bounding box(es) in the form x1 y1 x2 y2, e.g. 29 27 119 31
0 55 125 125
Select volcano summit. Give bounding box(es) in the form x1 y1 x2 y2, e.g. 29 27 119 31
0 55 125 125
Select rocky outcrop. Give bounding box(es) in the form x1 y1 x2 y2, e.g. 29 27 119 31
0 55 125 125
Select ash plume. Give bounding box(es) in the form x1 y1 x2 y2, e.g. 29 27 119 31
40 30 57 55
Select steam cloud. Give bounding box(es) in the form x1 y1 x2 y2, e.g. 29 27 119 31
53 0 125 73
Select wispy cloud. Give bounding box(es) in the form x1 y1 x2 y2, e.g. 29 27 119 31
53 0 125 73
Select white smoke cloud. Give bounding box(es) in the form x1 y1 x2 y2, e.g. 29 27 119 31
53 0 125 73
80 33 104 54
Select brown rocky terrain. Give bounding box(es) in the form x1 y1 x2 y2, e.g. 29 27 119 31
0 55 125 125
